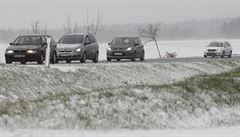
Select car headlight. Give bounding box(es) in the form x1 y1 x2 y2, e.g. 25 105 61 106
107 47 112 51
76 48 81 52
126 47 133 51
27 49 36 54
6 50 14 54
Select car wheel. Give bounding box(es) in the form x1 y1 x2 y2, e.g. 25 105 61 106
50 52 57 64
6 58 12 64
66 60 71 63
140 52 145 61
117 59 121 62
221 51 225 58
20 59 26 64
107 58 111 62
93 52 98 63
37 53 44 64
80 52 86 63
228 51 232 58
131 52 136 61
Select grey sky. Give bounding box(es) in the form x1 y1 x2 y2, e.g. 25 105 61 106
0 0 239 29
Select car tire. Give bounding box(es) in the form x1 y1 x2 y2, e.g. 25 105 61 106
131 52 136 61
221 51 225 58
20 59 26 64
66 60 71 63
50 52 57 64
117 59 121 62
93 52 98 63
107 58 111 62
80 52 86 63
228 51 232 58
37 53 44 64
6 58 12 64
140 52 145 61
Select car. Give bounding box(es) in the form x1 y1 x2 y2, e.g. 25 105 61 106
56 34 99 63
5 35 58 64
204 41 232 58
106 37 145 62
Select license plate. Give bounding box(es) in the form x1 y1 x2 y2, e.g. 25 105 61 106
60 53 70 57
114 52 123 56
14 55 25 58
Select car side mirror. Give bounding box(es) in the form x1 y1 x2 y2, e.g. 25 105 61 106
84 42 90 46
42 42 48 46
134 43 140 46
108 43 111 45
9 42 13 45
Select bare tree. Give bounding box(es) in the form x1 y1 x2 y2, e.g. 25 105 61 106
84 8 104 36
42 23 48 34
73 22 82 33
138 23 161 58
30 20 40 34
63 16 72 34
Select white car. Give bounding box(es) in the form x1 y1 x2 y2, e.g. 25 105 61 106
204 41 232 58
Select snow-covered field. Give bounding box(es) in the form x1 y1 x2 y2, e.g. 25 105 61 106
1 126 240 137
1 39 240 63
0 60 240 136
1 39 240 137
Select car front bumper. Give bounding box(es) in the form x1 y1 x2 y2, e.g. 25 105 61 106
107 50 135 59
204 51 222 56
57 51 83 60
5 53 40 62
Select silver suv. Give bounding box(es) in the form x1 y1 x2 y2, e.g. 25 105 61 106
57 34 99 63
204 41 232 58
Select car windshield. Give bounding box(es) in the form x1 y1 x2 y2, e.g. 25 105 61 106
58 35 84 44
208 42 223 47
12 36 42 45
112 37 135 45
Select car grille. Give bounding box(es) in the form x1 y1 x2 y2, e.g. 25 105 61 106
58 50 73 52
112 48 125 51
208 49 216 52
14 50 26 54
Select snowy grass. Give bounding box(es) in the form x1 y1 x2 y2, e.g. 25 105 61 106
0 60 240 129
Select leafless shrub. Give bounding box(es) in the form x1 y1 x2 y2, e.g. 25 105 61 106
165 52 177 58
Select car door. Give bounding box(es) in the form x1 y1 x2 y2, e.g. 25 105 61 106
89 35 98 56
41 36 48 56
224 42 230 55
83 36 92 58
135 38 142 57
227 42 232 54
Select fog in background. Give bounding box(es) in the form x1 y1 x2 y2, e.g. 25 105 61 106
0 0 240 42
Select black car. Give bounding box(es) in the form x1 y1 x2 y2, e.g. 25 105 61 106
5 35 58 64
107 37 145 61
57 34 99 63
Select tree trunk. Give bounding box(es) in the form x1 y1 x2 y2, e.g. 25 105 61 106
154 40 161 58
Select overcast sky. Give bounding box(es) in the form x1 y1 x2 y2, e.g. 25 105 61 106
0 0 239 29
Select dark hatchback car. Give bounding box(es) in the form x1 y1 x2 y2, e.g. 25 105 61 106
57 34 99 63
107 37 145 61
5 35 57 64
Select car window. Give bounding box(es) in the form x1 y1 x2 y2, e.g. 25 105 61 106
13 36 43 45
58 35 84 44
89 35 96 43
84 36 90 44
112 37 135 45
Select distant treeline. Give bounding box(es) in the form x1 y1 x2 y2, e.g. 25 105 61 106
0 17 239 43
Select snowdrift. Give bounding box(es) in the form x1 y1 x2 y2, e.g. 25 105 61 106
0 60 240 129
